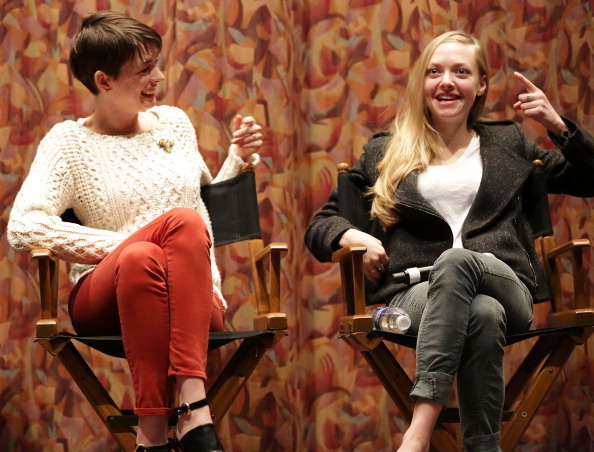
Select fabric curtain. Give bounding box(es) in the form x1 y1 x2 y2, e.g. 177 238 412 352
1 1 592 450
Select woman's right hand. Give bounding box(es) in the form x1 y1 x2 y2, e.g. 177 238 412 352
231 115 263 160
512 72 568 136
339 228 389 282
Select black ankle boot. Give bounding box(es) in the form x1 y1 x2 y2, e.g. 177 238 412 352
173 398 224 452
135 439 175 451
174 424 224 452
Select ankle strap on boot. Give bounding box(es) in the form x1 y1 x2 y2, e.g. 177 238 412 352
174 397 208 416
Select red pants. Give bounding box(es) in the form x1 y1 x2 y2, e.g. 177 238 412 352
68 208 225 416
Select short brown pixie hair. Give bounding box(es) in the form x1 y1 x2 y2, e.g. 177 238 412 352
69 11 162 95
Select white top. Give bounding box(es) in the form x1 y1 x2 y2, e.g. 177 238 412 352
418 133 482 248
8 105 257 308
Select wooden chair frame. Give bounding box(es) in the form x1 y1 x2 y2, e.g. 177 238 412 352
332 163 594 452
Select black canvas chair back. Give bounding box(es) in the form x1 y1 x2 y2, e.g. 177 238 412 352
522 160 553 239
61 169 262 248
201 169 262 246
337 164 374 233
32 168 288 451
332 161 594 452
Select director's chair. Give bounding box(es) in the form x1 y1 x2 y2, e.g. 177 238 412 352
332 161 594 452
31 167 288 451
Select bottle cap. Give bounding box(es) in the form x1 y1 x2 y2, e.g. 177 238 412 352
396 315 411 331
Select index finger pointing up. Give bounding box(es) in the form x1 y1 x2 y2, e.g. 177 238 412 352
513 72 538 93
232 114 244 132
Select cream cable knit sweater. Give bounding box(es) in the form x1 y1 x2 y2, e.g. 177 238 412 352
8 105 257 308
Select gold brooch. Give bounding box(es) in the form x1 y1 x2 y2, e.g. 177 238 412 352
158 139 174 153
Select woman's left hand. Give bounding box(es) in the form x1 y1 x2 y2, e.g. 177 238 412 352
231 115 263 160
512 72 568 136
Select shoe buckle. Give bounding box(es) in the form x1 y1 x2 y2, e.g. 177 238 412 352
179 402 191 415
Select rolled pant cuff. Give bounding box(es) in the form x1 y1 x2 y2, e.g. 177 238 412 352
410 371 454 406
134 407 173 416
463 432 501 452
168 370 207 379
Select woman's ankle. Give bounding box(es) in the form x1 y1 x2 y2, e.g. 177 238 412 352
136 414 169 446
176 405 213 438
175 376 211 438
397 428 431 452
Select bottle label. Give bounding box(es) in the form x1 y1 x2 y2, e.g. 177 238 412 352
373 306 390 330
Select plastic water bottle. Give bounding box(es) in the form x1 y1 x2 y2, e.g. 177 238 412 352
367 306 411 334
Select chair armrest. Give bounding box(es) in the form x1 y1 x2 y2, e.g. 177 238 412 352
29 249 60 337
547 309 594 329
29 248 55 260
331 245 367 316
541 237 591 311
249 241 288 316
339 314 374 334
338 315 382 351
545 238 590 259
331 244 367 263
253 243 288 263
253 312 288 331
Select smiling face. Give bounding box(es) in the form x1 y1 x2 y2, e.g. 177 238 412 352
106 47 165 113
424 42 487 132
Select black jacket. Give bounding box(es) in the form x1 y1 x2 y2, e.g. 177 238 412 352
305 118 594 305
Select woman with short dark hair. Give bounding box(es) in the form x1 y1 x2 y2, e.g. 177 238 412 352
8 10 263 451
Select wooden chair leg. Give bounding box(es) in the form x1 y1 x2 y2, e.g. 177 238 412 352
500 336 578 452
504 335 560 409
363 343 460 452
362 344 414 422
207 336 272 425
55 341 137 452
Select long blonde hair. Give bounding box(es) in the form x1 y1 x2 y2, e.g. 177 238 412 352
371 31 489 228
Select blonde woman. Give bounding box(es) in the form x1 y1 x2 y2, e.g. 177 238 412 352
305 31 594 452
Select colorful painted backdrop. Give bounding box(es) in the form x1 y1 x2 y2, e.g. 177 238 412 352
1 0 593 450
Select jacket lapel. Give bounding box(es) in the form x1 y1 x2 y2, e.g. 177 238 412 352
396 169 441 217
394 123 534 234
463 124 533 233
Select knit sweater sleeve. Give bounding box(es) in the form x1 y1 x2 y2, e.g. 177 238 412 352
212 144 260 183
7 123 127 263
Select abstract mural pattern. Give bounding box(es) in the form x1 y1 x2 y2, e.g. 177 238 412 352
1 0 593 450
